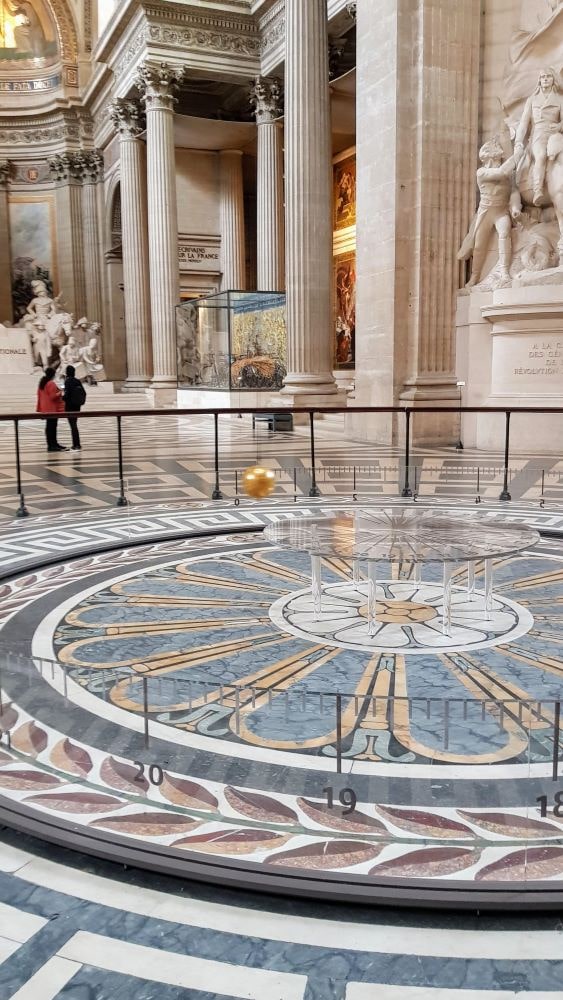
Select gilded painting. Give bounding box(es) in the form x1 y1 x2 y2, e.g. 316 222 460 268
333 155 356 231
9 196 56 321
0 0 58 66
334 252 356 369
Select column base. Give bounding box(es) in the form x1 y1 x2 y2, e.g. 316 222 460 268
123 379 152 392
278 373 346 412
276 388 347 412
333 369 355 394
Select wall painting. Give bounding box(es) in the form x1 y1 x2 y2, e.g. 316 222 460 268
334 252 356 369
9 195 57 321
333 155 356 231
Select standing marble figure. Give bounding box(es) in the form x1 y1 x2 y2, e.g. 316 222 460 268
458 139 516 288
515 68 563 206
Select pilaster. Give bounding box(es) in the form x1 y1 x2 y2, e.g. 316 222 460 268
108 98 153 388
350 0 481 445
281 0 340 404
48 153 87 318
135 61 182 397
250 77 285 292
78 150 104 326
219 150 246 292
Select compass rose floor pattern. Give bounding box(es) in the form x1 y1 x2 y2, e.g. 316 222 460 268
0 500 563 906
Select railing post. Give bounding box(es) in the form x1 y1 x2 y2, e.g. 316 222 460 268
212 411 224 500
116 415 128 507
336 693 342 775
499 410 512 501
308 411 320 498
401 408 413 497
13 419 28 519
553 700 561 782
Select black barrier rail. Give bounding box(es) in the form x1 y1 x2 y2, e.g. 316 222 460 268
2 651 563 784
0 404 562 517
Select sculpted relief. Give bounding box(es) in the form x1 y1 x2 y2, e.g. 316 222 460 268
460 9 563 291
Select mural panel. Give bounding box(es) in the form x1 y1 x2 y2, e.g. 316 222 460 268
9 195 57 321
333 154 356 231
334 252 356 369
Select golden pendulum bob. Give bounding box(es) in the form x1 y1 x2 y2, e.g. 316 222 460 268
242 466 276 499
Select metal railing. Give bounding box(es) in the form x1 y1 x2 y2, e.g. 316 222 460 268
1 404 562 518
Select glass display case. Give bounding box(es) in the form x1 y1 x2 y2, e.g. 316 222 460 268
176 291 287 391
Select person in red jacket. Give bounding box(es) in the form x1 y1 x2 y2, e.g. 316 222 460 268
36 367 67 452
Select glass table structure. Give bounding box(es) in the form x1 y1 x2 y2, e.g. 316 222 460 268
264 509 540 637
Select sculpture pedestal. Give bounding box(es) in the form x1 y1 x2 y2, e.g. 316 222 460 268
456 286 563 454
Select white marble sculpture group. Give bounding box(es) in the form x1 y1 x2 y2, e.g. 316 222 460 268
22 280 105 383
460 60 563 290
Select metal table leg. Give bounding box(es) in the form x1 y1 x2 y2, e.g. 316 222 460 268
353 559 361 590
467 561 476 601
367 560 378 637
484 558 493 621
443 563 453 636
311 554 322 620
413 563 422 585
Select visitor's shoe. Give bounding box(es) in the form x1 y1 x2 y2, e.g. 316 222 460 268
55 445 69 451
71 446 81 451
47 447 58 452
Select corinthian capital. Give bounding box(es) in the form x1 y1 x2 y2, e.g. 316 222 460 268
48 152 83 183
77 150 104 183
250 76 283 124
108 98 146 138
135 61 183 111
0 160 12 186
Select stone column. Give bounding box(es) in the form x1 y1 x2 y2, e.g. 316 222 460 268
219 150 246 291
350 0 481 445
0 162 12 324
108 99 153 388
48 153 87 318
135 62 182 396
282 0 338 402
250 77 285 292
79 150 104 324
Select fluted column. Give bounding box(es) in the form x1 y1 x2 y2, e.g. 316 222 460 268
79 150 104 324
219 150 246 291
108 99 152 387
136 62 182 389
0 162 12 324
282 0 338 401
48 153 87 318
250 78 285 292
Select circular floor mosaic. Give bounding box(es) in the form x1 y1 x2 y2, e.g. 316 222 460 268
33 537 563 771
0 502 562 905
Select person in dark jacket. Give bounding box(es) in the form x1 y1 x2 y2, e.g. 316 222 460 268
63 365 86 451
36 367 67 452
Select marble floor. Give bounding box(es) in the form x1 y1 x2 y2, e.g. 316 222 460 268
0 416 562 996
2 825 563 1000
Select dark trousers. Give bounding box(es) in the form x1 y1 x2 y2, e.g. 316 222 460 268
45 418 59 450
67 416 81 449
